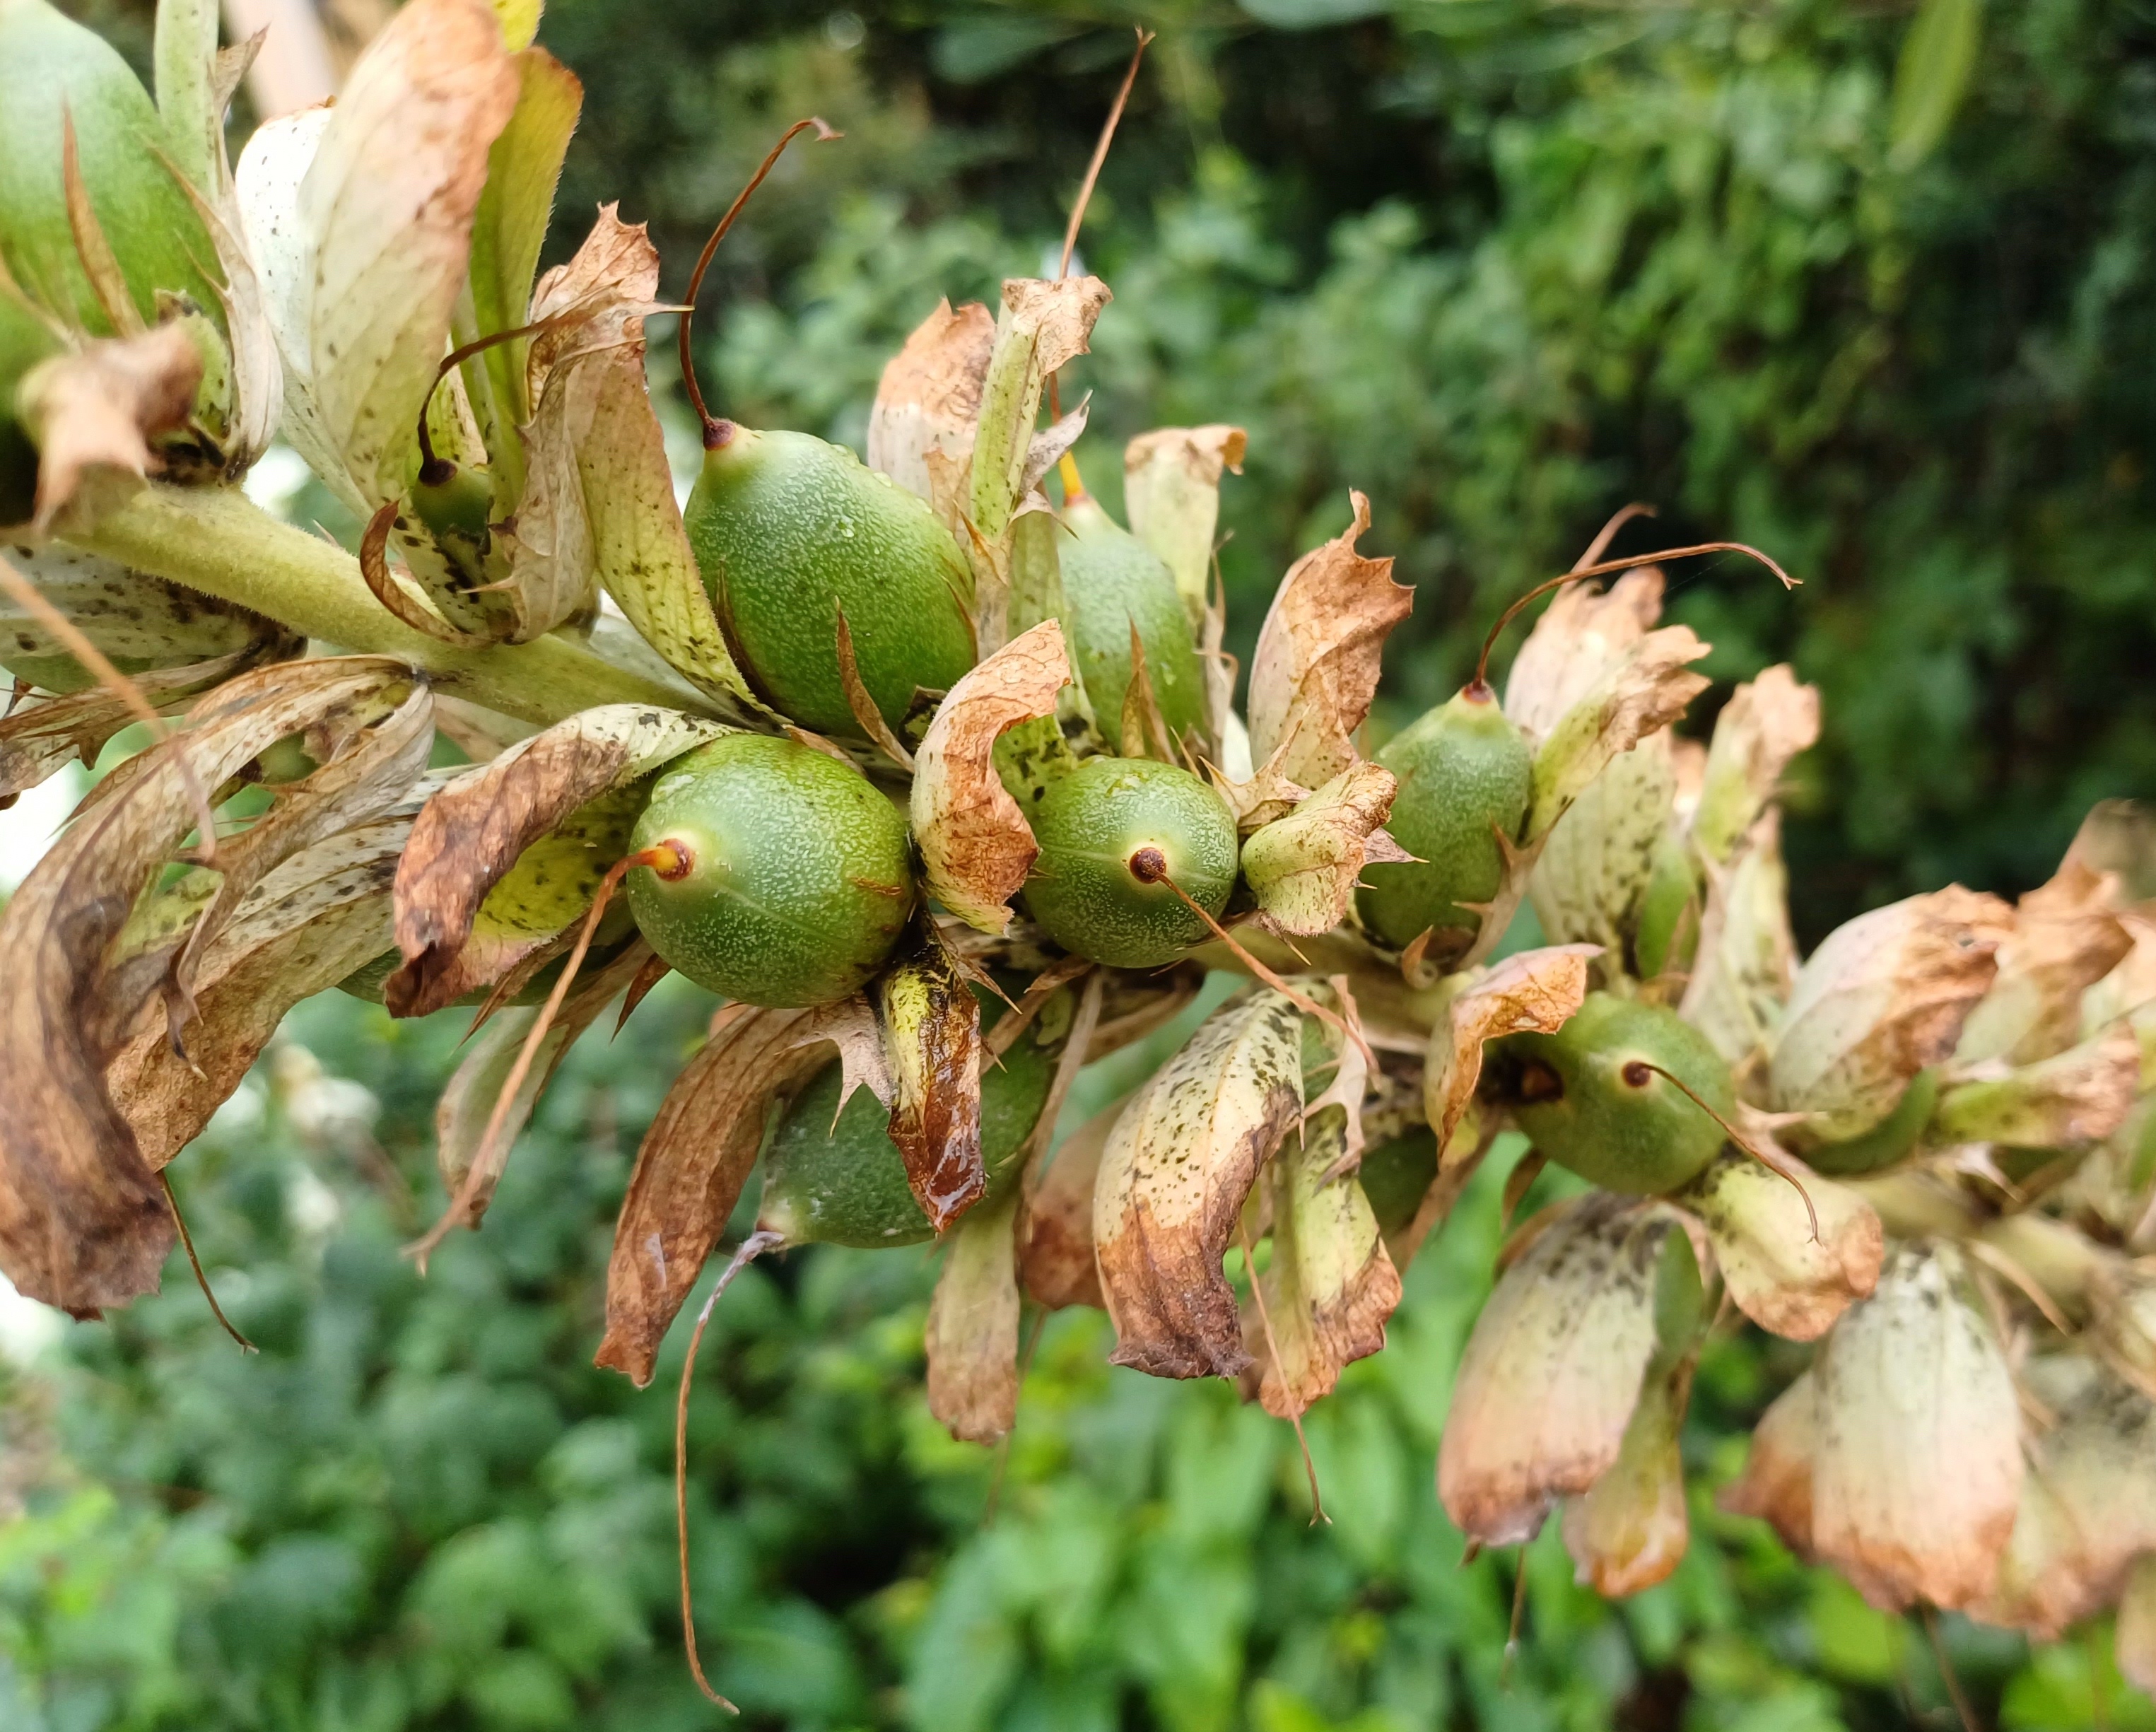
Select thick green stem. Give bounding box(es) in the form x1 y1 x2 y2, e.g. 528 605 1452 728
62 483 714 726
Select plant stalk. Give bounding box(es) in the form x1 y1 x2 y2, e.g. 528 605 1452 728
61 483 715 726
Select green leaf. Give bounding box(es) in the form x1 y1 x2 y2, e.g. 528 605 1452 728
1891 0 1983 168
462 45 582 496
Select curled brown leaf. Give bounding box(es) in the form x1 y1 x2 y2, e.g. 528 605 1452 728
387 704 726 1017
908 619 1071 935
595 998 890 1386
1246 491 1412 792
0 657 423 1314
15 325 204 532
1424 943 1600 1161
1241 1106 1400 1419
868 298 995 501
879 916 985 1231
1093 988 1305 1379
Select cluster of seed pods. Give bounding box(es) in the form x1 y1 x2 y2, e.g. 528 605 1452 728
0 0 2150 1706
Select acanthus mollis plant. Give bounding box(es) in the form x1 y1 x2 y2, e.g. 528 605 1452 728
0 0 2151 1709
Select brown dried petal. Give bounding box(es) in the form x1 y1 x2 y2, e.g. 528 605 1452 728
1503 568 1668 741
1680 813 1800 1067
1437 1195 1687 1546
1424 944 1600 1160
594 998 889 1386
1562 1356 1693 1597
1810 1241 2023 1611
1242 1106 1400 1419
1957 853 2133 1066
1936 1023 2142 1149
868 298 995 501
492 206 671 642
1678 1149 1883 1341
0 636 284 802
1524 628 1711 843
1094 988 1306 1379
908 619 1071 935
387 704 727 1017
1691 665 1820 864
431 940 652 1231
1241 762 1405 937
2119 1555 2156 1697
0 657 420 1313
108 816 409 1169
1246 491 1412 792
968 277 1111 543
1769 886 2014 1144
1017 1093 1120 1311
1122 424 1246 616
301 0 520 501
878 917 985 1231
14 325 204 532
1719 1369 1820 1560
1967 1357 2156 1639
925 1190 1022 1444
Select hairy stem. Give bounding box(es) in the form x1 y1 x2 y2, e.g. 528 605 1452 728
62 483 714 725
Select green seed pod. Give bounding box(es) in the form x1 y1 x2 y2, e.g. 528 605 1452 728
757 1028 1056 1248
1060 488 1206 753
624 732 915 1007
685 426 977 736
1492 992 1737 1194
1803 1068 1942 1178
0 0 224 337
408 458 496 592
1357 1126 1438 1240
1632 830 1703 980
1357 682 1532 952
1024 755 1238 969
1 278 64 527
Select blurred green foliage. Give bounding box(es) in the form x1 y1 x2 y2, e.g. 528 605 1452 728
12 0 2156 1726
10 985 2148 1730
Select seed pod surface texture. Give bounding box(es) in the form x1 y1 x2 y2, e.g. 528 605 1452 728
1497 992 1737 1193
626 732 915 1007
1357 684 1530 952
686 426 977 735
1024 755 1238 969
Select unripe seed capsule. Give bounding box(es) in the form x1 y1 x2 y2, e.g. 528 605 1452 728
1357 681 1531 954
624 733 916 1007
1490 992 1737 1194
0 0 224 337
1059 487 1205 753
1023 755 1238 969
